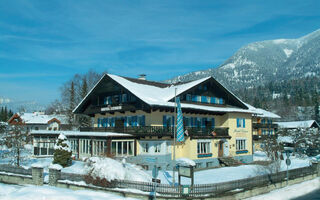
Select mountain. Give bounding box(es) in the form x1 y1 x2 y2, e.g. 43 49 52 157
166 29 320 91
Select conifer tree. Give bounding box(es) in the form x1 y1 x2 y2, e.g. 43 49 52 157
53 134 72 167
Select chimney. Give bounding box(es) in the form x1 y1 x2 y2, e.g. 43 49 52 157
138 74 146 80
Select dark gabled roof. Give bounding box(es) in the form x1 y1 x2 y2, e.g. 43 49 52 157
74 73 254 114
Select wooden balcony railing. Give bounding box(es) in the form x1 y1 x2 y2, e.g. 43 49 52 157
80 126 230 138
253 134 278 140
253 123 278 129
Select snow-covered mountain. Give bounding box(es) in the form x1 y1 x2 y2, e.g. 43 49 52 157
166 29 320 91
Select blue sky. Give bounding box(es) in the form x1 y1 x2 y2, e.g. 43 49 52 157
0 0 320 106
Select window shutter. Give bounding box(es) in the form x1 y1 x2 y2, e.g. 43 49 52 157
97 118 101 127
163 115 167 127
132 116 138 127
124 117 127 127
212 118 215 128
172 116 175 127
141 115 145 126
243 118 245 128
237 118 240 128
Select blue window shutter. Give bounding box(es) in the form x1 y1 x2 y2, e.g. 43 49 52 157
141 115 145 126
201 96 207 103
112 118 115 127
163 115 167 127
237 118 240 128
132 116 137 127
190 117 194 127
243 118 245 128
124 117 127 127
172 116 175 127
219 98 223 104
97 118 101 127
192 95 197 102
201 118 206 128
212 118 215 128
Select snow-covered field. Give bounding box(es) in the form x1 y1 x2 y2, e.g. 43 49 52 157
0 183 138 200
247 177 320 200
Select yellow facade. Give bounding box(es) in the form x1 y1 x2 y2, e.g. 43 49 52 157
94 110 253 161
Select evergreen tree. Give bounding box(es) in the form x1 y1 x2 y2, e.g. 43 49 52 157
53 134 72 167
77 77 91 127
81 76 88 99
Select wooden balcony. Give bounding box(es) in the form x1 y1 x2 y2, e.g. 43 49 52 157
253 134 277 141
253 123 278 129
80 126 230 139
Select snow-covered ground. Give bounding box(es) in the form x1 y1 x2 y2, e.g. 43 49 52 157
0 145 314 186
153 151 312 185
247 177 320 200
0 183 138 200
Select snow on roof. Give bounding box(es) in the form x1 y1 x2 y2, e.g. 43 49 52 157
19 113 68 124
30 130 133 137
276 120 319 129
244 104 281 119
277 136 294 144
74 73 254 114
108 73 211 105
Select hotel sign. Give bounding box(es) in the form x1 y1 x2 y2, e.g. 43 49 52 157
101 106 122 112
178 166 192 178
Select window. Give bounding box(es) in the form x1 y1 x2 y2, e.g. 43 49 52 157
262 130 266 135
163 115 174 127
197 140 211 154
122 94 127 103
141 142 149 153
201 96 208 103
186 94 192 101
80 139 91 155
236 118 246 128
70 139 78 154
111 140 134 157
236 139 247 151
92 140 107 156
137 115 145 126
154 143 161 153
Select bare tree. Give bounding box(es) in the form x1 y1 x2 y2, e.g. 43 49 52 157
259 135 283 174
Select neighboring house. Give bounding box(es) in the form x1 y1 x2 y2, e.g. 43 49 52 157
250 107 281 152
31 74 261 169
276 120 319 130
8 112 68 132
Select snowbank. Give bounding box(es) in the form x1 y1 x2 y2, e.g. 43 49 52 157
86 157 151 182
49 164 63 170
0 183 137 200
176 158 196 166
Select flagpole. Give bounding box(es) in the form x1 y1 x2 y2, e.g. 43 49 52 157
173 88 177 186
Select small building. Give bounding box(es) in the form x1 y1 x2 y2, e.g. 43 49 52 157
276 120 319 130
251 107 281 152
8 112 69 132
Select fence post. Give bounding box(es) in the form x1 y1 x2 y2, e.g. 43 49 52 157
49 168 61 186
32 167 44 186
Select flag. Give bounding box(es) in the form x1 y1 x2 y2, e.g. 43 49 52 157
176 97 184 142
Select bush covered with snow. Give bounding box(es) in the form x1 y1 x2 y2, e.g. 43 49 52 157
53 134 72 167
85 157 151 185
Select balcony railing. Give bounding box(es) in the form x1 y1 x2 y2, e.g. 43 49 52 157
80 126 229 138
253 134 277 140
253 123 278 129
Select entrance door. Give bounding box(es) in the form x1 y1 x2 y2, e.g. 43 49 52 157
218 140 224 157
